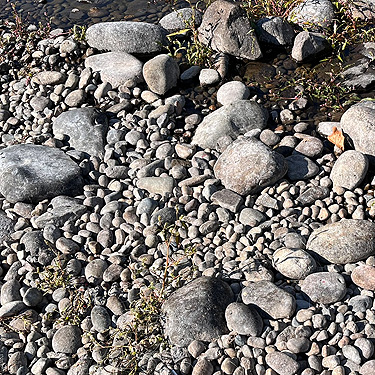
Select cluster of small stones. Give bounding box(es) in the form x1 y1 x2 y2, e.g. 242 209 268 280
2 1 375 375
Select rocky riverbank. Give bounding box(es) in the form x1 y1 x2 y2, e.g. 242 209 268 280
2 1 375 375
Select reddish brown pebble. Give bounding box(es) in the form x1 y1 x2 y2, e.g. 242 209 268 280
351 265 375 290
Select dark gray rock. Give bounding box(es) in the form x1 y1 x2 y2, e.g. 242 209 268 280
23 288 43 307
52 325 82 354
0 301 26 318
265 352 300 375
330 150 369 190
301 272 347 304
211 189 243 213
85 52 143 88
307 219 375 264
198 0 262 60
21 231 54 266
214 137 287 195
162 277 234 346
225 302 263 336
143 54 179 95
159 8 202 32
85 259 108 284
292 31 330 62
192 100 268 150
53 108 108 158
341 100 375 161
286 154 319 180
273 248 317 280
289 0 335 29
0 144 82 203
341 58 375 91
257 17 295 46
241 281 296 319
1 279 21 305
86 21 168 54
151 207 177 226
91 306 111 333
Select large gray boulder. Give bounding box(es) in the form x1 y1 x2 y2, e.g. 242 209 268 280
341 100 375 161
256 17 295 46
86 22 168 54
143 54 180 95
53 107 108 158
289 0 335 29
0 145 83 203
214 137 288 195
198 0 262 60
162 277 234 346
292 31 330 62
192 100 268 150
307 219 375 264
85 52 143 88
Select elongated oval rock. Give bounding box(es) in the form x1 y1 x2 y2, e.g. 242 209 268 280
0 145 83 203
214 137 287 195
162 277 234 346
351 265 375 290
241 281 296 319
265 352 299 375
306 219 375 264
301 272 347 304
86 21 168 54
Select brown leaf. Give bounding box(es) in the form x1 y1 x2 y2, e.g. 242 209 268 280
328 126 345 151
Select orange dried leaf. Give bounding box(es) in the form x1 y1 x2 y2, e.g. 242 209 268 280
328 126 345 151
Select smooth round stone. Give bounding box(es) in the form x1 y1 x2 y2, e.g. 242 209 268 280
225 302 263 336
273 248 316 280
294 136 323 158
84 259 108 284
330 150 368 190
192 358 213 375
52 325 82 353
307 219 375 264
342 345 362 365
301 272 346 304
23 288 43 307
348 295 372 313
91 306 111 333
286 337 311 353
216 81 250 105
355 338 374 360
199 68 221 86
1 279 21 305
265 352 299 375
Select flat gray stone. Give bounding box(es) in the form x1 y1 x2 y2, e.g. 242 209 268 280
198 0 262 60
137 176 175 196
211 189 243 212
297 186 330 206
214 137 287 195
162 277 234 346
0 145 82 203
1 280 21 305
242 281 296 319
85 52 143 88
301 272 347 304
0 301 26 318
53 107 108 158
31 71 66 85
192 100 268 150
307 219 375 264
239 208 266 226
330 150 369 190
86 21 168 54
265 352 300 375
